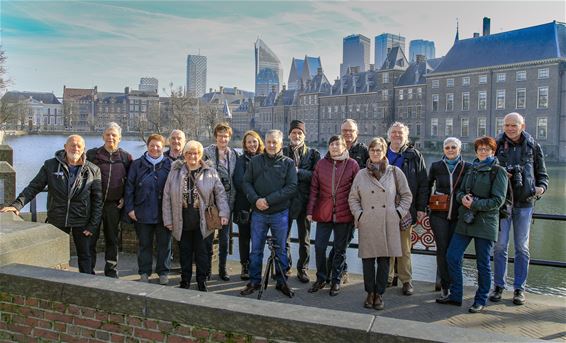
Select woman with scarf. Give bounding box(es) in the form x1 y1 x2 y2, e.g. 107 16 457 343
233 130 265 280
306 135 359 296
124 134 172 284
437 136 508 313
349 137 412 310
428 137 471 300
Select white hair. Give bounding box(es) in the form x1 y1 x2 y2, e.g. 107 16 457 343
443 137 462 150
265 129 283 143
504 112 525 125
169 129 186 140
104 122 122 136
341 118 358 132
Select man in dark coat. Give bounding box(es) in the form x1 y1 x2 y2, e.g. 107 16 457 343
282 120 320 283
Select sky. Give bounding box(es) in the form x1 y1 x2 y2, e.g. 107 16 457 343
1 0 564 97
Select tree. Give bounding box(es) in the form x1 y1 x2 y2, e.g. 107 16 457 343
201 103 222 140
165 83 201 139
0 48 27 131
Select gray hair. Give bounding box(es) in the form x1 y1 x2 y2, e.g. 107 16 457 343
66 134 85 147
504 112 525 125
183 140 203 157
104 122 122 136
169 129 186 140
265 129 283 143
443 137 462 150
341 118 358 132
368 137 388 151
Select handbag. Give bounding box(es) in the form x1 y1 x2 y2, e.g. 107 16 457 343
392 167 413 231
195 183 223 231
428 162 465 212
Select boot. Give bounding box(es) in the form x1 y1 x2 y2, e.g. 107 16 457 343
219 263 230 281
240 262 250 281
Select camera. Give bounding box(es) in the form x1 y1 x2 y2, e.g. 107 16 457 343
506 165 524 188
463 209 475 224
220 176 232 192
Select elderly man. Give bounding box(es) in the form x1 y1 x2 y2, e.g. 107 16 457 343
240 130 298 297
164 129 186 161
86 122 133 278
1 135 103 274
282 120 320 283
490 112 549 305
386 122 428 296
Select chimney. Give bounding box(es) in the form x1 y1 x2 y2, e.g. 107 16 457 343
483 17 491 36
473 32 480 38
416 54 426 63
209 88 213 93
234 86 238 95
219 86 224 94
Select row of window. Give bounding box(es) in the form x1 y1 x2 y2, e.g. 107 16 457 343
398 87 423 100
430 117 548 140
431 87 549 111
431 68 550 88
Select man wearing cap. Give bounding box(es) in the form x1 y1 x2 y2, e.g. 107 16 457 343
282 120 320 283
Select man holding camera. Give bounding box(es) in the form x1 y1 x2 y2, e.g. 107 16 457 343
490 112 549 305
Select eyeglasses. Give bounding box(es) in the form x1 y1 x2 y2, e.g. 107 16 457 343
369 149 383 153
477 147 492 152
444 146 458 150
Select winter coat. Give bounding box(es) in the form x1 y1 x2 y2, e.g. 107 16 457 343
495 131 549 207
86 146 132 203
162 160 230 240
243 151 297 214
203 144 238 211
233 152 254 213
282 144 321 219
455 158 508 242
428 159 471 220
124 154 171 224
164 149 184 162
349 165 412 258
306 152 360 223
349 141 370 169
11 150 103 233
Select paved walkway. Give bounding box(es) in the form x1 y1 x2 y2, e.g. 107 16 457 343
76 253 566 342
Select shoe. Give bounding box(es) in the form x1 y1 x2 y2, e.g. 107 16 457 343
341 271 349 285
402 282 414 296
489 286 504 302
219 267 230 281
285 269 292 277
240 283 261 296
240 263 250 281
308 281 327 293
159 274 169 285
468 303 484 313
329 283 341 296
297 270 310 283
276 284 294 298
179 281 190 289
392 276 398 287
373 294 384 311
440 287 450 299
513 289 525 305
364 292 375 309
436 297 462 306
197 281 208 292
139 274 149 283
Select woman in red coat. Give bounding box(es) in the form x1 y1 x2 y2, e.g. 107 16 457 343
306 135 360 296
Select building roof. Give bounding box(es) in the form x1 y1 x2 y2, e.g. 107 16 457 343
2 91 61 104
396 57 444 87
63 87 95 99
305 70 332 94
380 46 409 70
98 92 126 104
330 69 380 95
276 89 298 106
432 21 566 74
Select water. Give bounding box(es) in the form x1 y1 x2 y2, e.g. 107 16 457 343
4 134 565 296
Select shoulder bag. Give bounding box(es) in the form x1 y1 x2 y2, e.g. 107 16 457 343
429 162 465 212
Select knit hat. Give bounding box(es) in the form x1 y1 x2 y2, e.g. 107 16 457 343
289 120 306 134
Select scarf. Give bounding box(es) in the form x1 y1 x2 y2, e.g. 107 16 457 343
443 155 461 173
474 155 495 167
331 149 349 161
290 143 305 167
145 152 164 165
367 157 388 180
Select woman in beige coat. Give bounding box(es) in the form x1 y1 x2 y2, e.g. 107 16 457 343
349 137 412 310
162 140 230 291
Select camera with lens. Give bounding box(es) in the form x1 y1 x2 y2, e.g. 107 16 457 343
463 209 476 224
506 165 524 188
220 176 232 192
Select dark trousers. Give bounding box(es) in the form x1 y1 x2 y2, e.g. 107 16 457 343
362 257 390 295
206 224 230 270
179 229 208 284
237 221 251 265
429 214 458 290
315 222 352 284
134 223 172 276
327 226 355 276
286 210 311 271
60 227 92 274
90 202 121 277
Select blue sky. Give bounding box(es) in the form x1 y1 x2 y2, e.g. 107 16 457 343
1 1 564 96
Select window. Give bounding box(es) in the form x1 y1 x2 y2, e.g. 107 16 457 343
417 87 422 99
462 77 470 86
496 73 506 82
407 106 413 118
447 79 454 87
445 118 453 136
516 88 526 109
432 94 439 111
537 117 548 140
382 72 389 84
462 92 470 111
478 91 487 110
516 70 526 81
382 89 389 101
538 87 549 108
416 123 421 136
407 88 413 100
496 89 506 109
446 93 454 111
479 75 487 84
399 89 404 100
431 118 438 137
461 118 469 137
478 117 487 136
538 68 549 79
496 117 504 134
432 80 439 88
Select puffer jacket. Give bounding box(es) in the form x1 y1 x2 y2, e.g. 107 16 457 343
11 150 103 233
428 158 471 220
124 153 171 224
86 146 132 203
162 160 230 240
306 152 360 223
203 144 238 211
349 140 370 168
282 144 321 219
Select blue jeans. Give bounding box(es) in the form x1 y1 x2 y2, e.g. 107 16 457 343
249 210 289 286
134 223 172 276
447 232 494 306
494 206 533 291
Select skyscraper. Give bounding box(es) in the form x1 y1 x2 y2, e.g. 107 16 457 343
138 77 158 93
375 33 406 69
255 38 283 97
409 39 436 62
340 34 370 76
186 54 207 98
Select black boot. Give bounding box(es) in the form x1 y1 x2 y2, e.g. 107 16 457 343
240 262 250 280
219 263 230 281
197 281 208 292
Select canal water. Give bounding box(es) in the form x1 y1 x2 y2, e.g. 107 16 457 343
4 134 565 297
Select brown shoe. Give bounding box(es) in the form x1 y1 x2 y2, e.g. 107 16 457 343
308 281 327 293
240 283 260 296
402 282 414 296
364 292 375 309
373 294 384 310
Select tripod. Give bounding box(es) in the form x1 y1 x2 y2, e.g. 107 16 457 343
257 238 294 300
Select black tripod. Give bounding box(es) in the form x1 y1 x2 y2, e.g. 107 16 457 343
257 238 294 300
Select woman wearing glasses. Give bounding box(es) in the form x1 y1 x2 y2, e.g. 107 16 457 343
427 138 471 300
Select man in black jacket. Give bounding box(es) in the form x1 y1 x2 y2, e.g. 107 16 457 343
490 112 549 305
283 120 320 283
240 130 298 297
1 135 103 274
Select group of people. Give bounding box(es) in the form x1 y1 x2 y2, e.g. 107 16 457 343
0 111 548 314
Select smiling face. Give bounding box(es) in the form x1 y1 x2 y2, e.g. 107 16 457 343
265 134 282 155
147 139 164 159
504 115 525 142
215 130 231 149
184 147 202 168
329 139 346 158
443 144 460 160
476 145 493 161
65 135 85 163
388 125 407 150
289 128 305 146
169 131 186 153
341 121 358 146
103 128 121 151
369 145 385 163
244 134 260 154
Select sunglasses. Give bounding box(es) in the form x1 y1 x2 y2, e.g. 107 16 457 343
444 146 458 150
